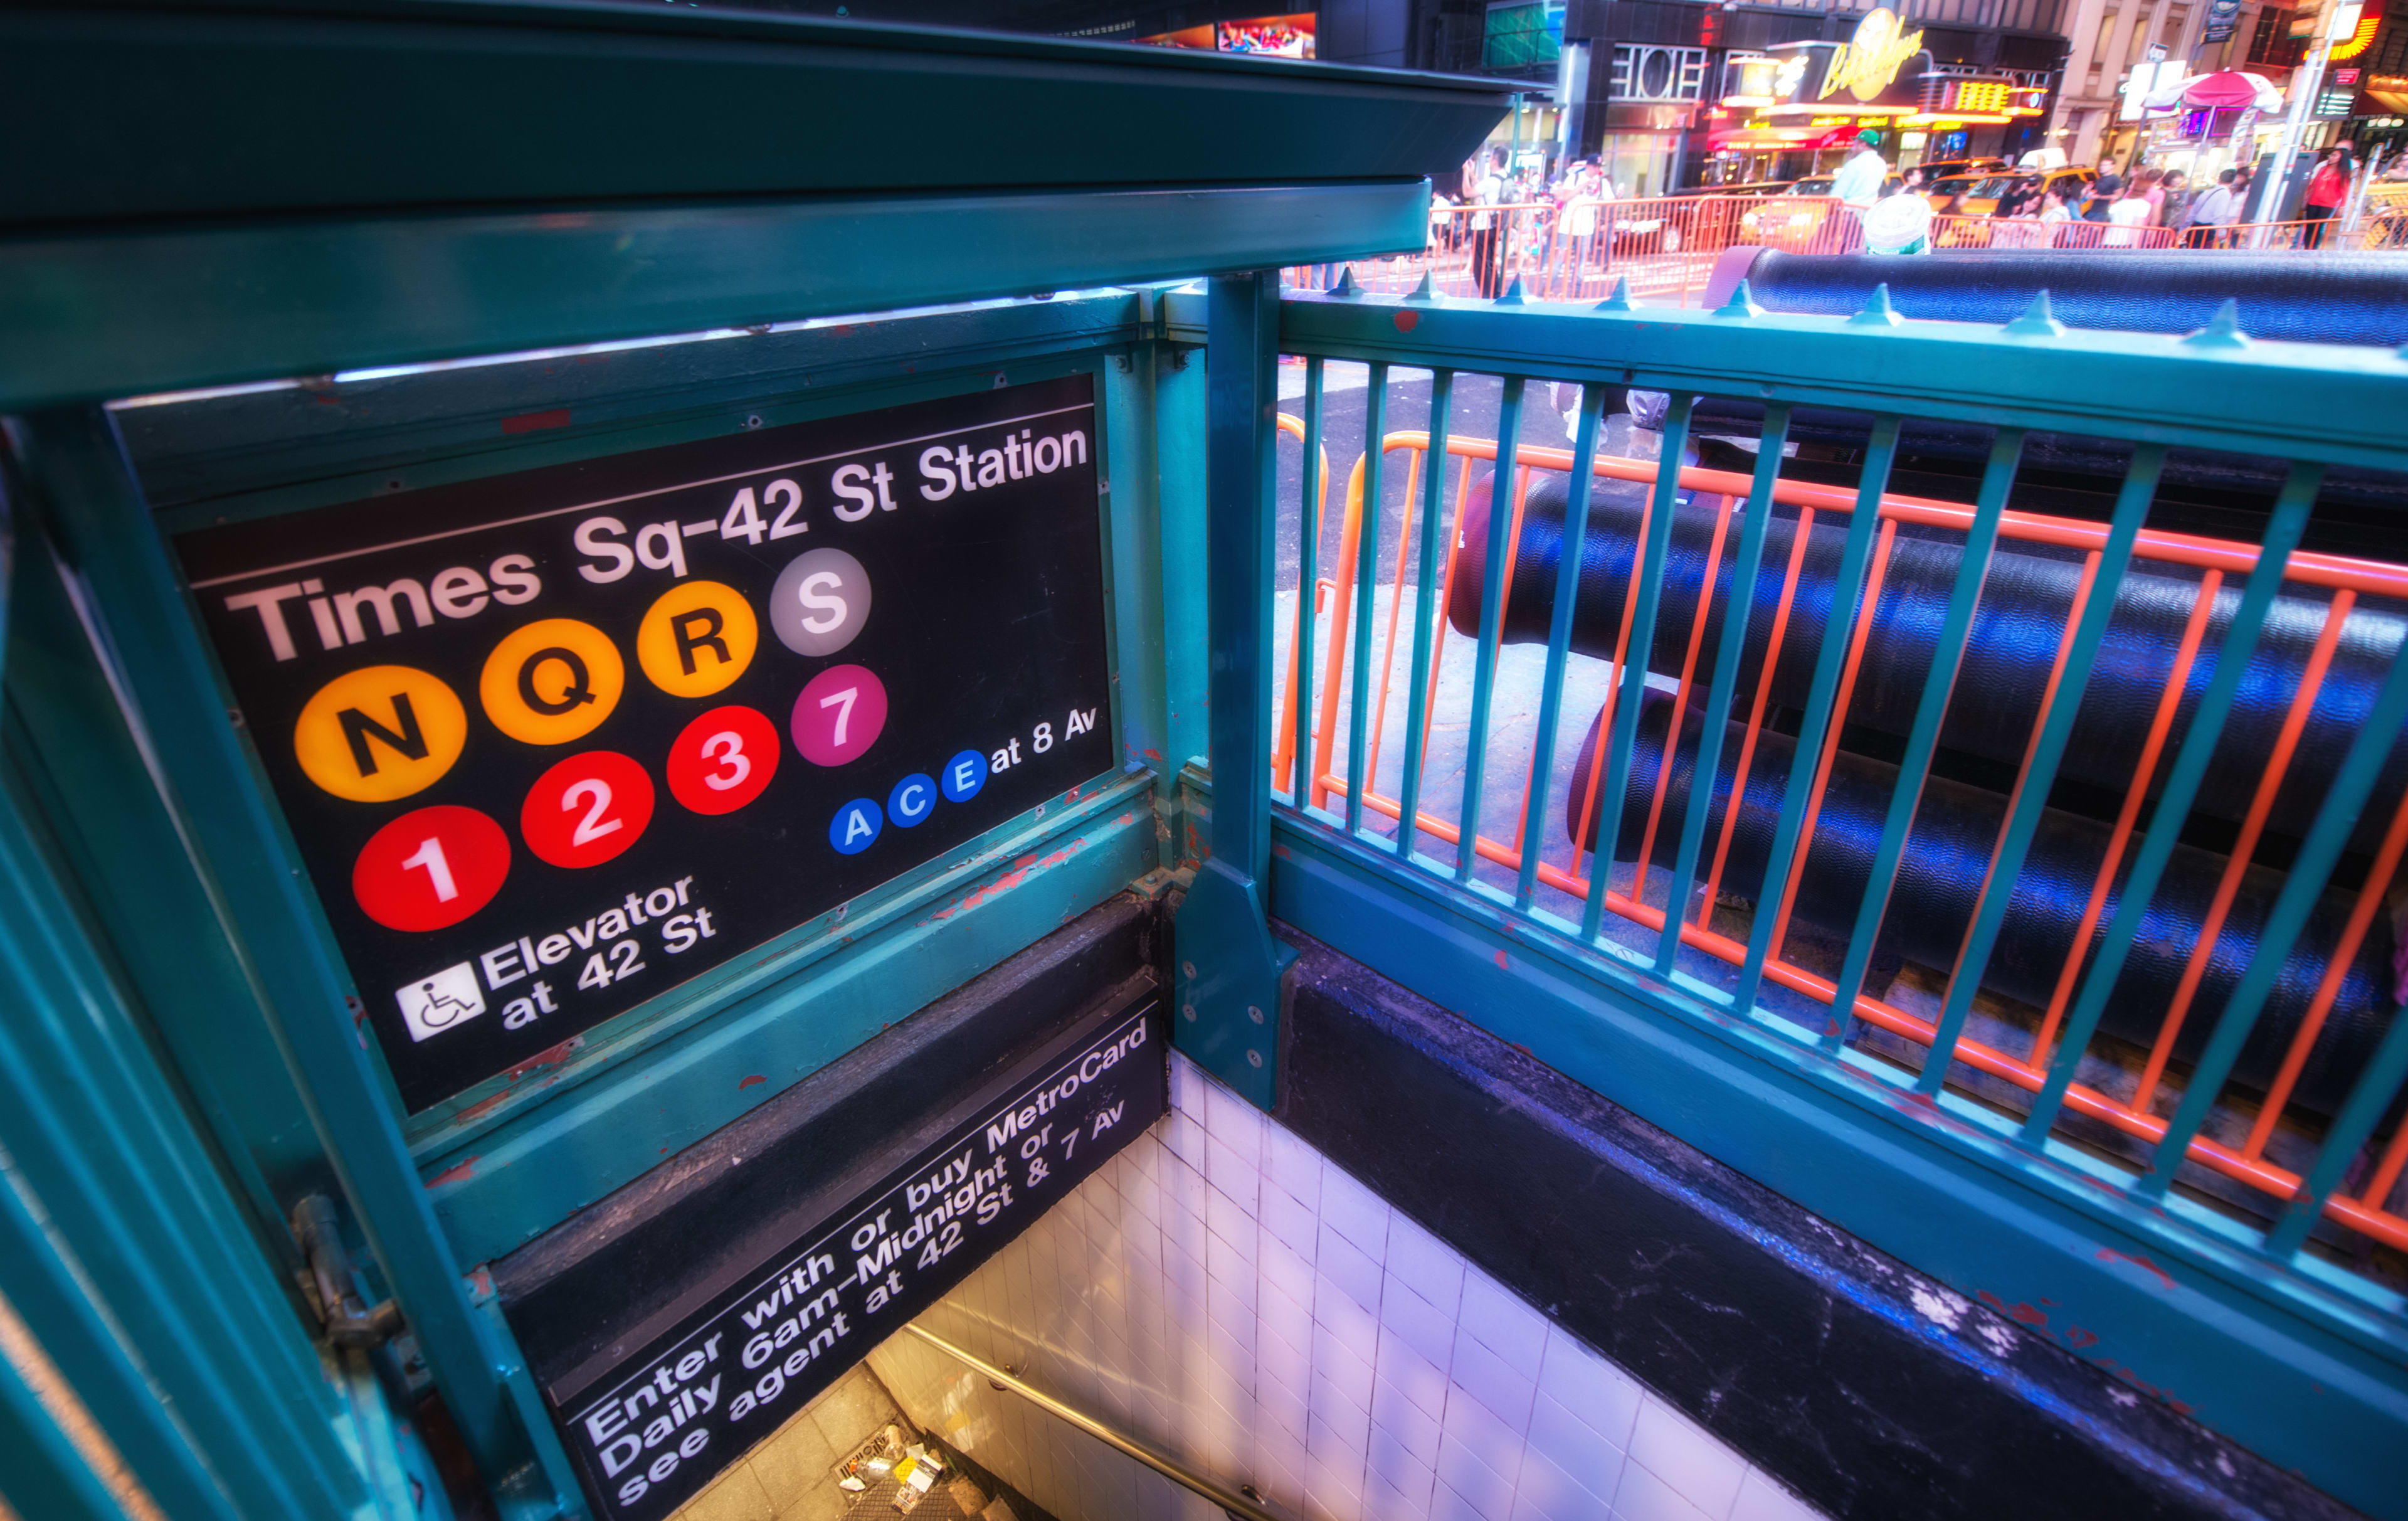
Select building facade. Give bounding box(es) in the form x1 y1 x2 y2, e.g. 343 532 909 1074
1403 0 2072 194
793 0 2081 194
2051 0 2241 169
2344 3 2408 162
2046 0 2399 186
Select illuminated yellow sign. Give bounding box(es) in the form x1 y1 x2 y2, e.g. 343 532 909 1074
1953 80 2010 112
1820 7 1925 103
2331 14 2380 58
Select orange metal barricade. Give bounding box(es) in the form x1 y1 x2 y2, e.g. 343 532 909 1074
1269 410 1331 790
1286 192 2397 309
1277 426 2408 1257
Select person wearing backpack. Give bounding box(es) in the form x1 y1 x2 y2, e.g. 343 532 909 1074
2184 167 2239 248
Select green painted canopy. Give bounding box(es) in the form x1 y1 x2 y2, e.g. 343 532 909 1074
0 0 1509 406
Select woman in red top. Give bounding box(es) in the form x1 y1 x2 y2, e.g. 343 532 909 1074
2303 147 2352 248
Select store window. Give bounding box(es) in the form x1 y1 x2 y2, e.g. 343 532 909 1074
1484 1 1565 68
2090 8 2120 85
1608 43 1708 102
2247 8 2308 66
1597 130 1677 197
2127 6 2157 66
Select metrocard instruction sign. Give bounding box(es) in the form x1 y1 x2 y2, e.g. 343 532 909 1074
543 995 1163 1520
176 376 1114 1111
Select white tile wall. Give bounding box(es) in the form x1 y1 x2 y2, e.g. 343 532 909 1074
869 1051 1829 1521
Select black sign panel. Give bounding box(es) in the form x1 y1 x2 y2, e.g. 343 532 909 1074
543 998 1161 1520
176 376 1114 1111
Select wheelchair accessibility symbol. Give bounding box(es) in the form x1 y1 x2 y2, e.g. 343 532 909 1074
396 962 487 1043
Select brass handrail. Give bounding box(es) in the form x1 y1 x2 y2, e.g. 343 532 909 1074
899 1323 1286 1521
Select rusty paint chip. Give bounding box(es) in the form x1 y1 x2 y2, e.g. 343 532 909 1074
500 407 573 435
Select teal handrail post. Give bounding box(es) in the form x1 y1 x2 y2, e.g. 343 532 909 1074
2019 465 2318 1144
1292 356 1326 802
1824 427 2026 1049
1516 383 1605 913
1395 369 1455 865
9 407 588 1518
1346 363 1390 837
2140 635 2408 1202
1654 405 1790 975
1582 392 1698 942
1175 270 1297 1110
1915 445 2168 1091
1456 374 1527 885
1730 412 1899 1010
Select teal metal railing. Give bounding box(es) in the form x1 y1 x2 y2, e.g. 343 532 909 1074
1235 277 2408 1515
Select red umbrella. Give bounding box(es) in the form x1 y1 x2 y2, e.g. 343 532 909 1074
2143 69 2285 112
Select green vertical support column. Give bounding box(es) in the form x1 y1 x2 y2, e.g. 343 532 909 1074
1155 317 1212 854
1175 270 1297 1109
0 512 356 1520
0 1346 123 1521
7 408 585 1520
1102 325 1174 851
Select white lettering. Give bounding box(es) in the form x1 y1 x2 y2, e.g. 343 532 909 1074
334 579 433 644
223 583 306 661
576 517 635 583
428 566 489 618
918 445 958 501
489 553 541 605
830 463 878 521
634 521 689 578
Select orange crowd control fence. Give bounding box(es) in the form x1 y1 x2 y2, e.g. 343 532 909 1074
1273 420 2408 1263
1288 193 2408 308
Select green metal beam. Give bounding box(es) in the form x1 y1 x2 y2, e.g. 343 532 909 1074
9 408 583 1515
1 184 1430 414
117 290 1159 511
0 1 1504 226
1244 288 2408 472
0 1347 124 1521
0 680 361 1517
1173 270 1297 1110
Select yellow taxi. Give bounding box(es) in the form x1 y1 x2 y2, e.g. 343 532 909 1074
1924 166 2094 217
1906 157 2007 188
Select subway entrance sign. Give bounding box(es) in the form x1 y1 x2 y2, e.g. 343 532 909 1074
176 375 1114 1111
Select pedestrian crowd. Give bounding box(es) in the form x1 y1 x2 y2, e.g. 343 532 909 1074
1421 132 2389 294
1435 147 1630 298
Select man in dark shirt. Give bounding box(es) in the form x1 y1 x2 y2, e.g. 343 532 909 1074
2084 172 2123 221
1991 174 2044 218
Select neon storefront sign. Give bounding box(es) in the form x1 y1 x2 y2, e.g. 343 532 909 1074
1820 7 1925 103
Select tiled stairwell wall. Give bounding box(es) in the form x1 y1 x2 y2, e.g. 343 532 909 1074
869 1050 1829 1521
